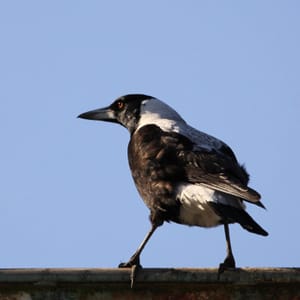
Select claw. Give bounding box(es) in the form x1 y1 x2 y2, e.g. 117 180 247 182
118 255 141 268
217 255 236 279
118 256 142 288
130 264 141 288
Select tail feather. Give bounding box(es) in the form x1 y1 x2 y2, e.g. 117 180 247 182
244 199 266 209
210 202 268 236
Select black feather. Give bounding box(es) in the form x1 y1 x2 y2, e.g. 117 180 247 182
210 202 268 236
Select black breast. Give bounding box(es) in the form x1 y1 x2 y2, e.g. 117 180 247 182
127 124 193 223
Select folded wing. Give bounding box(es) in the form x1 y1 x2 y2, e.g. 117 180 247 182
178 147 264 207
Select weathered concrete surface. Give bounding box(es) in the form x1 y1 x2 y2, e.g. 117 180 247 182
0 268 299 300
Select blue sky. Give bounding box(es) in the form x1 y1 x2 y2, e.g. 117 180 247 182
1 1 299 269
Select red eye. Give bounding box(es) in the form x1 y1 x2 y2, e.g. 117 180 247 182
117 101 125 110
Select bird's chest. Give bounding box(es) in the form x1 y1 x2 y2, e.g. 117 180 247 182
127 127 182 213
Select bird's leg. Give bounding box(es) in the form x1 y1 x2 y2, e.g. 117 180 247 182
218 223 236 278
119 224 157 268
119 224 158 287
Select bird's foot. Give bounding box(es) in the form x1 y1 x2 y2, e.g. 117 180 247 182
118 254 141 268
119 256 142 288
217 255 236 279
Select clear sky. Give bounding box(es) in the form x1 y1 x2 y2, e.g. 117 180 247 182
1 1 299 269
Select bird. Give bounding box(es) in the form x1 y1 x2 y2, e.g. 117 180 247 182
78 94 268 281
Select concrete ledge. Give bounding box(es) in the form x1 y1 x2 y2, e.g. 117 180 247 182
0 268 299 299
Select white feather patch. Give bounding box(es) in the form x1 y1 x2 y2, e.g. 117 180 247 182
137 99 185 132
176 184 221 227
137 98 224 151
176 184 245 227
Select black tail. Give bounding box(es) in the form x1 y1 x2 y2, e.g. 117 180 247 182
210 203 268 236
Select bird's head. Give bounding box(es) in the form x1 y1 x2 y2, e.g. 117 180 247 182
78 94 184 134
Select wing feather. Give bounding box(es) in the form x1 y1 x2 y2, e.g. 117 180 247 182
178 149 262 203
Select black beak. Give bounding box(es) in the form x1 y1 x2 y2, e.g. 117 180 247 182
77 106 118 123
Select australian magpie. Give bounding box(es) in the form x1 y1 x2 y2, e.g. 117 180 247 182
78 94 268 279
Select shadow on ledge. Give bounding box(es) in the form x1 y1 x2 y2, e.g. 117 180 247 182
0 267 299 299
